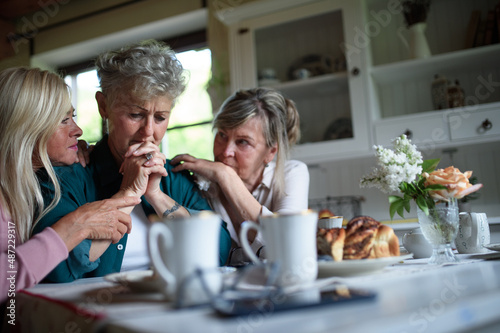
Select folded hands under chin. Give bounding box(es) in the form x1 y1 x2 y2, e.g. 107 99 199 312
119 143 168 198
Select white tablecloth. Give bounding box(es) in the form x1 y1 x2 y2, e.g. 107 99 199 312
7 252 500 333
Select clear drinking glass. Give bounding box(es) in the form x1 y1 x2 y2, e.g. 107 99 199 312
417 198 459 264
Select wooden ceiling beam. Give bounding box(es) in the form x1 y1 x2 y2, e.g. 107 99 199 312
0 0 66 20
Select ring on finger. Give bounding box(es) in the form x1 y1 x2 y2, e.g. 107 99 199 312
145 152 153 161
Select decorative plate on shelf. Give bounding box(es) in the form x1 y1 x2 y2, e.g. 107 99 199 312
323 118 353 141
317 254 413 278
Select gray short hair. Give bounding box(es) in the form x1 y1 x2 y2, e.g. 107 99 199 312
95 39 186 102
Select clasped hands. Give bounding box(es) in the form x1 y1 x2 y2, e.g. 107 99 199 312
119 142 168 199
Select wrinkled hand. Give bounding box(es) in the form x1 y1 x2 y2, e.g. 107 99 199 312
61 196 140 244
170 154 223 183
77 140 94 167
119 142 168 197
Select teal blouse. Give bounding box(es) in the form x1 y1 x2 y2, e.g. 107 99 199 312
35 137 231 282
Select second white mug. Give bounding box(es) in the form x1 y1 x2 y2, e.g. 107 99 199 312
240 210 318 286
456 212 490 254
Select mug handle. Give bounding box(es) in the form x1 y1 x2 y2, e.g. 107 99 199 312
148 223 176 295
239 221 262 264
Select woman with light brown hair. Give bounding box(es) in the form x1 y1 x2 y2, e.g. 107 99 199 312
171 87 309 264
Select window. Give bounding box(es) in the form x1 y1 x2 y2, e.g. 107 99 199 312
64 47 214 160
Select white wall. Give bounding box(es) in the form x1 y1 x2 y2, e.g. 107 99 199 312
308 140 500 222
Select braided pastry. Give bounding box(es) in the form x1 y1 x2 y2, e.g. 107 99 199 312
316 216 400 261
343 216 400 259
317 228 345 261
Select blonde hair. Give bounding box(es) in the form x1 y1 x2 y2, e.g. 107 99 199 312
0 67 72 242
213 87 301 197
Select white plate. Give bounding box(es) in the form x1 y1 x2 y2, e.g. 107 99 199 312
484 243 500 252
105 270 162 292
105 267 238 293
317 254 413 278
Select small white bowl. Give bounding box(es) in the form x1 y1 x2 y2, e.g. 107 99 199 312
317 216 343 229
402 228 433 259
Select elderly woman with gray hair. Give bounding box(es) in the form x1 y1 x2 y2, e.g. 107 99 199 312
34 40 231 282
171 87 309 264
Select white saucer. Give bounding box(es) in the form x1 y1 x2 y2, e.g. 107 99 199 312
105 270 162 292
317 254 413 278
105 267 238 293
484 243 500 252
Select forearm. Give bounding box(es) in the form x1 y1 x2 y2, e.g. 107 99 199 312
51 219 87 251
217 167 263 223
52 219 111 262
145 190 190 219
112 189 140 214
89 240 112 262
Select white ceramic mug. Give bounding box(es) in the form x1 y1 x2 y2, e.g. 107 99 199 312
148 212 222 306
456 212 490 254
239 210 318 286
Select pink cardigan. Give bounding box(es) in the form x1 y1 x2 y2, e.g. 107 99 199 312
1 205 68 303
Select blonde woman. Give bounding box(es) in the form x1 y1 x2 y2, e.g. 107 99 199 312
0 67 139 302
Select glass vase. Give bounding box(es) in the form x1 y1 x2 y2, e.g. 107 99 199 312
417 198 459 264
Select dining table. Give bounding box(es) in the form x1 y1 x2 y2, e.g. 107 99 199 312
5 251 500 333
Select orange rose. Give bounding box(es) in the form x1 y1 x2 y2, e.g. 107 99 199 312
423 166 482 201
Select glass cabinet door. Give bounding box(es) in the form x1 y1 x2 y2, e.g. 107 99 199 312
227 0 370 162
253 9 353 145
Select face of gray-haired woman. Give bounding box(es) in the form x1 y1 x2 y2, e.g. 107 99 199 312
96 91 172 165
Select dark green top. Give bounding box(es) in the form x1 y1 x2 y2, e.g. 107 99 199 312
35 136 231 282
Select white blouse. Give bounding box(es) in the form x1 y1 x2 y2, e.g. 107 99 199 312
209 159 310 250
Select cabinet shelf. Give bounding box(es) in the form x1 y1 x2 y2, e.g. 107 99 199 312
370 44 500 85
263 71 348 98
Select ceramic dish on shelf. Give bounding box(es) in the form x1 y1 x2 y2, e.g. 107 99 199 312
483 243 500 252
317 254 413 278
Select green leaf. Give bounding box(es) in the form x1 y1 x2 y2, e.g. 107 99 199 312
397 205 405 218
424 184 447 191
389 202 398 220
421 158 440 173
416 195 429 215
388 195 402 204
403 199 411 213
389 197 403 219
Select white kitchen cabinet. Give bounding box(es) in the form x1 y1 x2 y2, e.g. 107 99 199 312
373 110 449 147
219 0 371 163
447 102 500 141
365 0 500 148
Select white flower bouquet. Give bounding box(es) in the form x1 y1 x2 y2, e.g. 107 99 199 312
360 135 482 219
